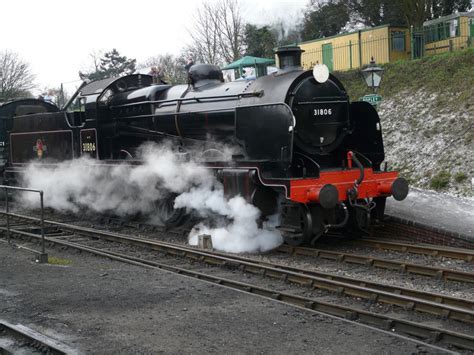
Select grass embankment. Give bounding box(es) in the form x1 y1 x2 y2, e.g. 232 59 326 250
334 49 474 196
336 48 474 107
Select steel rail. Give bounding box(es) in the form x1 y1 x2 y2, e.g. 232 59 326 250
352 238 474 262
207 249 474 312
61 215 474 263
1 228 473 351
0 320 74 354
5 214 474 313
277 244 474 283
1 214 474 324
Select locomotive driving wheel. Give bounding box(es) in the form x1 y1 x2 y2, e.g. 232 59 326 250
154 194 187 228
280 203 324 246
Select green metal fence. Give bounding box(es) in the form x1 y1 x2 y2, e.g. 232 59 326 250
302 36 398 72
412 17 473 59
300 17 473 72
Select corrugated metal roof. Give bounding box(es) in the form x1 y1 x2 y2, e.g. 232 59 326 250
80 77 119 96
79 74 154 96
424 11 474 26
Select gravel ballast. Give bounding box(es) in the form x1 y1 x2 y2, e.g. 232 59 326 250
0 243 451 354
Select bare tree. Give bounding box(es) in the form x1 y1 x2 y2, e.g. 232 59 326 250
401 0 427 27
214 0 246 64
188 2 222 65
79 49 136 81
186 0 246 65
85 49 104 74
0 51 35 101
142 54 188 84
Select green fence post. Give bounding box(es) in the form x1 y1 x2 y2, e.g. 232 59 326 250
470 20 474 47
349 41 352 69
358 30 362 68
410 25 414 60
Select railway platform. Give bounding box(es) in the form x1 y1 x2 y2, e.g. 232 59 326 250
386 187 474 240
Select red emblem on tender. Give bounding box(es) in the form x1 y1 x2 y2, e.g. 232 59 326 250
33 139 47 159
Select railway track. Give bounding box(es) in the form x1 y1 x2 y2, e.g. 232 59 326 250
351 238 474 262
277 244 474 283
1 212 474 350
0 320 74 354
3 211 474 287
94 214 474 269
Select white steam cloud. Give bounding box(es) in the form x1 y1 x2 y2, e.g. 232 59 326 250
175 187 282 253
18 142 282 253
19 142 210 215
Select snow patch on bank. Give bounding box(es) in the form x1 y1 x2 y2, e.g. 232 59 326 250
379 89 473 197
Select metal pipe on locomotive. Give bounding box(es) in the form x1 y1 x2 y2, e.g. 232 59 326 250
2 46 408 246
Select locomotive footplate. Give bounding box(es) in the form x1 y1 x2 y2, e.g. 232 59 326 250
279 169 409 246
289 168 408 205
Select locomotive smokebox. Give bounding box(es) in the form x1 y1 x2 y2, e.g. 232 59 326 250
275 46 305 70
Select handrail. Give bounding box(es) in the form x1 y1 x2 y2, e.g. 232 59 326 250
110 90 264 109
0 185 47 263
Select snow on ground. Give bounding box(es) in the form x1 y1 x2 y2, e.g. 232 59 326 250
386 187 474 237
379 89 474 198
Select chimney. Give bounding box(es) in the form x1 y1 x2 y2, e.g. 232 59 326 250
275 46 305 70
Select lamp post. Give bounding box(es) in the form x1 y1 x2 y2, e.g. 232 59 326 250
361 57 384 94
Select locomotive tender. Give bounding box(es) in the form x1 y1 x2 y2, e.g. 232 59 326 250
2 46 408 246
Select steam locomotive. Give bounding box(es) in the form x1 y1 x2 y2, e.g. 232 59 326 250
0 46 408 246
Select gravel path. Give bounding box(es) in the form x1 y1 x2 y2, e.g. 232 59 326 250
0 242 453 354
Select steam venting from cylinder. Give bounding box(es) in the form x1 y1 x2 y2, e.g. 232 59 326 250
275 46 305 70
17 142 283 254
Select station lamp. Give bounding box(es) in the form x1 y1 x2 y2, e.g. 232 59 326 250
362 57 384 93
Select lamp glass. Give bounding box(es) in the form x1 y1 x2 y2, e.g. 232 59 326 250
372 72 382 87
363 72 373 87
363 71 383 88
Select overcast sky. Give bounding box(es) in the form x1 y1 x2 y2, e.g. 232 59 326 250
1 0 307 92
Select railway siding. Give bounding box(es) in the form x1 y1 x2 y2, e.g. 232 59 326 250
2 211 474 351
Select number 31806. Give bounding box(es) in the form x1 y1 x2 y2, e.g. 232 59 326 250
314 108 332 116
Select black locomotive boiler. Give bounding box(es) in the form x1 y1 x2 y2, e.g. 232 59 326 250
4 46 408 246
